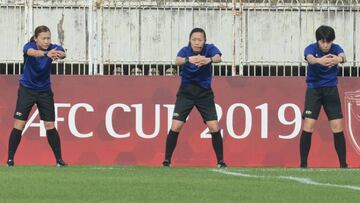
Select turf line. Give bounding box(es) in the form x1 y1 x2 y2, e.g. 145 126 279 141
212 169 360 191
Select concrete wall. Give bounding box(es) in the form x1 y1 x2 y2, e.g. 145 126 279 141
0 1 359 69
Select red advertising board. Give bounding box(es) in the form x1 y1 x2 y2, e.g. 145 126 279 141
0 76 359 167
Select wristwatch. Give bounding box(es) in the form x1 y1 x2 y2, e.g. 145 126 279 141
184 57 189 63
43 51 48 57
340 56 345 63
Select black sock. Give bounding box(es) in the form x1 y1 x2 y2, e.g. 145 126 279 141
46 128 63 161
211 131 224 163
333 131 347 166
8 128 23 161
164 130 179 162
300 131 312 165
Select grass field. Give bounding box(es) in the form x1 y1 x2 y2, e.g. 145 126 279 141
1 166 359 203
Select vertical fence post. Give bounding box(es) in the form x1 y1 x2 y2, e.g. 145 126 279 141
88 0 104 75
239 0 244 76
24 0 33 43
97 0 104 75
88 0 94 75
233 0 243 76
232 0 237 76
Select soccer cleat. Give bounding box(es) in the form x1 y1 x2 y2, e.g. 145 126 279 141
56 159 68 167
162 160 171 167
217 160 227 169
6 159 14 167
300 162 307 169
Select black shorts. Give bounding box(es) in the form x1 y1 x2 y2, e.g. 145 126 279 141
172 84 218 122
302 86 343 121
14 85 55 121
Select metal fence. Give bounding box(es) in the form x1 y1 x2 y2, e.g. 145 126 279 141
1 0 360 76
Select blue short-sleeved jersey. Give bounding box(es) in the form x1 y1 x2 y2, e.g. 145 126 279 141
20 42 65 91
177 44 222 89
304 42 344 88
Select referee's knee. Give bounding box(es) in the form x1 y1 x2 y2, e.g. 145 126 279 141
14 119 26 130
303 118 316 133
170 120 185 132
330 124 343 133
209 129 220 133
44 122 55 130
208 125 220 133
206 120 219 133
302 126 315 133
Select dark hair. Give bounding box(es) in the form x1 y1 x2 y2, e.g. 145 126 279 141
189 28 207 41
315 25 335 42
29 25 51 42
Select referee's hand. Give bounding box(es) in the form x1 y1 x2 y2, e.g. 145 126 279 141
319 54 341 67
47 48 59 60
190 55 210 67
47 49 65 61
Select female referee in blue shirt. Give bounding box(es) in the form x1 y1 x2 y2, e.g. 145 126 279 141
7 25 67 167
162 28 226 168
300 25 348 168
